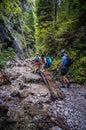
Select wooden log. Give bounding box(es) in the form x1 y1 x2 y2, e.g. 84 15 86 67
47 77 65 100
39 71 65 100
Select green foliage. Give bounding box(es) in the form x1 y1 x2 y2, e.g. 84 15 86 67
0 47 16 67
51 58 60 70
0 0 35 57
35 0 55 25
35 22 58 56
35 0 86 83
71 56 86 83
0 0 86 83
20 9 35 47
0 0 21 19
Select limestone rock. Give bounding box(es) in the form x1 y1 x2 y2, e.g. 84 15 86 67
23 72 41 83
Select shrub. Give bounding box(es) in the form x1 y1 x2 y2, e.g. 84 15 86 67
0 47 16 68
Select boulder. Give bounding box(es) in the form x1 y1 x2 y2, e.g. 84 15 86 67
23 72 41 83
18 89 31 98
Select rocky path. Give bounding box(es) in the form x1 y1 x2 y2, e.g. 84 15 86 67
0 58 86 130
57 82 86 130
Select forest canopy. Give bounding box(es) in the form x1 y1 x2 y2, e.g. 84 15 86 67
0 0 86 83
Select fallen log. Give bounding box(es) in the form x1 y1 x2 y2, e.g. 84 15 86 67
47 77 65 100
39 71 65 100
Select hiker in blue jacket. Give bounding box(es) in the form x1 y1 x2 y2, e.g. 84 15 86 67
41 54 52 76
57 50 70 88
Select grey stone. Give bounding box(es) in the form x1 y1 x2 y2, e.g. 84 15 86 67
51 126 62 130
23 72 41 83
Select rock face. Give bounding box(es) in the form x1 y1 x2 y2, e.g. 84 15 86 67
11 39 24 59
0 20 24 58
0 1 35 58
0 20 11 47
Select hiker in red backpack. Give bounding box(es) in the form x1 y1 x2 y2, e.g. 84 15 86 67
34 54 41 72
57 50 71 88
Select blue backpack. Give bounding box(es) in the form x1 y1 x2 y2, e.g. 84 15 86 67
46 56 52 65
66 56 73 67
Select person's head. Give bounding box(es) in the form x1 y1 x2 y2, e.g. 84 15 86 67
41 54 45 62
61 49 66 56
41 54 45 58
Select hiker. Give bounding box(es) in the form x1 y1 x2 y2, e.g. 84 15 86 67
41 54 52 77
57 50 70 88
34 54 41 72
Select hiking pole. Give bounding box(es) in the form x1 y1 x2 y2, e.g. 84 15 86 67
52 68 60 79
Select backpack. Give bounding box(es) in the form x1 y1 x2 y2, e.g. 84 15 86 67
46 56 52 65
66 55 73 67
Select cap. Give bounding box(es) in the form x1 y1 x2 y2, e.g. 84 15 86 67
61 49 65 54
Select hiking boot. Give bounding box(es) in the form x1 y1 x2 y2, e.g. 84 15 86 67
67 82 71 88
60 85 65 88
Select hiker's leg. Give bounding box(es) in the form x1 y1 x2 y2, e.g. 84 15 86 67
65 69 70 87
43 64 51 80
44 63 50 75
61 76 65 88
63 75 70 87
61 68 70 88
64 75 69 83
44 68 49 76
61 69 68 87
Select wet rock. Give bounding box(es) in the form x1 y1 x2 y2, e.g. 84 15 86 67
58 101 63 105
11 90 20 97
1 91 10 98
7 107 25 122
22 61 27 66
6 60 17 68
23 72 41 83
4 95 12 101
11 78 24 87
64 110 69 116
0 99 9 111
15 62 22 67
84 94 86 99
19 83 29 90
5 69 20 81
18 89 31 98
50 126 62 130
18 81 25 89
1 92 12 101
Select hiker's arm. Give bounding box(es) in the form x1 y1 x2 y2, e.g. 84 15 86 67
44 57 47 63
58 56 65 69
57 62 63 70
